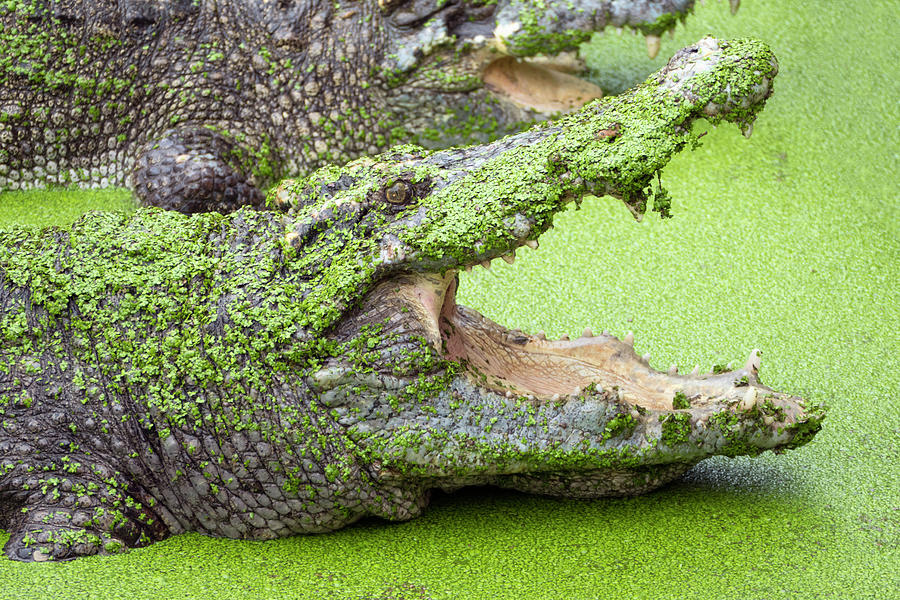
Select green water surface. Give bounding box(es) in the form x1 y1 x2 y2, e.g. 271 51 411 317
0 0 897 597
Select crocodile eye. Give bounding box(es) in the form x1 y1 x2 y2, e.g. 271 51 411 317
385 181 410 204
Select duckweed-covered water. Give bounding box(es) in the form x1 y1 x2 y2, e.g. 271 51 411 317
0 0 897 597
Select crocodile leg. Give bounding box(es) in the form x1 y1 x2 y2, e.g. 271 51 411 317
1 467 167 562
132 127 266 214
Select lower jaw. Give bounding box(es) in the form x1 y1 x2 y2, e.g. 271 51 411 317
433 270 773 414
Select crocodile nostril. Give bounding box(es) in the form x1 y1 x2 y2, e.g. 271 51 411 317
127 16 156 28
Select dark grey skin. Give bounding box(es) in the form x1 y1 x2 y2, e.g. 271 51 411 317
0 0 722 213
0 38 823 562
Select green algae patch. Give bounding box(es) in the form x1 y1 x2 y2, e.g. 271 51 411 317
0 0 898 597
0 188 135 230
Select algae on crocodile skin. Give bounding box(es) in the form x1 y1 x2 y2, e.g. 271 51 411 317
0 0 897 597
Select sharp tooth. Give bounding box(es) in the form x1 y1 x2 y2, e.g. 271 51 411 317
481 260 492 269
642 353 651 363
536 330 546 340
582 328 594 338
646 34 661 59
746 348 761 372
465 265 472 272
551 393 560 401
630 409 641 419
623 331 634 347
560 334 570 341
730 0 740 15
505 390 513 398
615 26 623 35
502 253 515 264
527 394 535 401
601 330 610 336
668 364 678 375
617 388 625 402
740 386 758 411
572 386 582 396
690 365 700 376
525 240 539 250
743 122 753 138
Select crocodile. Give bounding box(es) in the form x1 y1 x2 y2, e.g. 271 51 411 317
0 0 740 213
0 38 824 562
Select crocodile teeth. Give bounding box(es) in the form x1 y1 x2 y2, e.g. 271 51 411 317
630 408 641 419
746 348 762 372
641 353 651 363
601 330 610 336
726 361 734 370
668 364 678 375
646 35 661 59
623 331 634 347
551 393 560 401
743 122 753 138
560 334 570 341
525 240 539 250
740 386 759 411
481 260 492 269
690 365 700 376
31 550 50 562
572 386 582 396
615 26 623 35
465 265 472 272
582 328 594 338
502 253 515 264
730 0 741 15
535 330 546 340
505 390 513 398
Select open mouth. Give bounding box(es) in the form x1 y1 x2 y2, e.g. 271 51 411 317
398 253 766 415
481 52 604 114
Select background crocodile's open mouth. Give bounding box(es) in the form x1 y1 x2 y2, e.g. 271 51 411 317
396 266 768 413
481 53 604 114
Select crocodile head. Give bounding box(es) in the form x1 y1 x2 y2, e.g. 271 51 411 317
375 0 736 145
271 38 824 495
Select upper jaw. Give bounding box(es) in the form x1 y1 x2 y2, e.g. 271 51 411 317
382 0 709 116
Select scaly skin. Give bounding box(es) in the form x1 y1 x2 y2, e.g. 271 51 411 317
0 0 729 213
0 38 823 562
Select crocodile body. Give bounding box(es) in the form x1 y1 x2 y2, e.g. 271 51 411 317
0 38 824 562
0 0 721 213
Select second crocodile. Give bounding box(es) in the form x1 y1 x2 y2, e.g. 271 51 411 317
1 0 734 212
